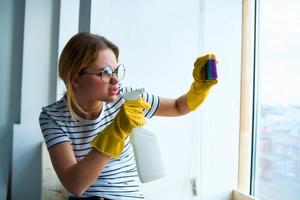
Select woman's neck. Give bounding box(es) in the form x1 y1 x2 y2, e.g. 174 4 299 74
73 101 103 120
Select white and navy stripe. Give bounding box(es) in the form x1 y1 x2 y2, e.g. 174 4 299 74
39 86 160 200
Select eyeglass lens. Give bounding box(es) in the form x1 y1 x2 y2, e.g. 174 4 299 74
101 64 125 83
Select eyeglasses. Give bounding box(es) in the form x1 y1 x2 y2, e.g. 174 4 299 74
80 64 126 83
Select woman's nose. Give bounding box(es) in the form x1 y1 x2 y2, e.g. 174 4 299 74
110 74 118 84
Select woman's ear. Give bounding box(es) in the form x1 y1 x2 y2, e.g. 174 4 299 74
72 77 80 89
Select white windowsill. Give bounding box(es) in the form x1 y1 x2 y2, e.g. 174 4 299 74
233 190 257 200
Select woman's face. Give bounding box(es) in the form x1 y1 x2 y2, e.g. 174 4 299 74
74 48 119 104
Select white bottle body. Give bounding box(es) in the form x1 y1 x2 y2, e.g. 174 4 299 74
130 127 166 183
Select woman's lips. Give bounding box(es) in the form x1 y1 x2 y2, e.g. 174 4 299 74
109 86 118 95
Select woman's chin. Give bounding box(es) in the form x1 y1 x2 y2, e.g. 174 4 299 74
105 95 117 103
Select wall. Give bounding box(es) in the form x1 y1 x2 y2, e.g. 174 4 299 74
10 0 60 199
90 0 242 200
0 0 60 199
0 0 24 199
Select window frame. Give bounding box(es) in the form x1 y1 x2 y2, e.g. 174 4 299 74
238 0 257 197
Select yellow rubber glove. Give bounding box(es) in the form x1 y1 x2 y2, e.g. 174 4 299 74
90 98 151 158
186 54 218 111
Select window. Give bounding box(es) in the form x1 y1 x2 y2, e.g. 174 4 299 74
251 0 300 199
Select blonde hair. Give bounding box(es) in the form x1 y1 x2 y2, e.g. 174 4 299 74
58 32 119 120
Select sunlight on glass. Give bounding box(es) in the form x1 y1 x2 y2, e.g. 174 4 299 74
254 0 300 200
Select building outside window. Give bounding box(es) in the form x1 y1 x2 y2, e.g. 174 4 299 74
252 0 300 199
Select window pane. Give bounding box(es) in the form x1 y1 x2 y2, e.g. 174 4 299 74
253 0 300 200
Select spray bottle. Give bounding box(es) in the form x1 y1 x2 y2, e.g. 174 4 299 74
121 89 166 183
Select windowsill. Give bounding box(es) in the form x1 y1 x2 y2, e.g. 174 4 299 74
232 190 257 200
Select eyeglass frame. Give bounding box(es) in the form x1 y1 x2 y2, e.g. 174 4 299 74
79 64 126 83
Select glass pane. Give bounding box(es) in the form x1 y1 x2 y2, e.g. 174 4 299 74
253 0 300 200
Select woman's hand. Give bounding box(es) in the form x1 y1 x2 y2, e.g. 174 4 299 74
186 54 218 111
90 98 151 158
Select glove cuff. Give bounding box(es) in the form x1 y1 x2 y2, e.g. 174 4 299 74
90 125 127 158
186 81 211 111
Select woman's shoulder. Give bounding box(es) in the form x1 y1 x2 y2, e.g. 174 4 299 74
40 97 70 120
42 98 67 111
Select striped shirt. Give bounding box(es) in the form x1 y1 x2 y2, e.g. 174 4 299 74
39 86 160 199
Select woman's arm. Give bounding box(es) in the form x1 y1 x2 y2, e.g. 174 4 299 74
48 99 151 196
155 54 218 117
49 142 110 196
154 95 190 117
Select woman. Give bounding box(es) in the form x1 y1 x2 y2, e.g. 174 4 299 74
39 32 217 200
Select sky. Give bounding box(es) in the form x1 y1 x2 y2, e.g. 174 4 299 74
259 0 300 106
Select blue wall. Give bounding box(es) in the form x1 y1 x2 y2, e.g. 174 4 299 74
0 0 24 199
